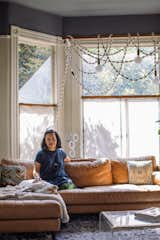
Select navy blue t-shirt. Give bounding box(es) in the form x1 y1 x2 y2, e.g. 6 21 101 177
35 148 72 186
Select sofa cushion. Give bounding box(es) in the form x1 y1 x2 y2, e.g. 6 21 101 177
152 171 160 185
127 160 153 185
117 155 156 171
1 159 34 179
60 184 160 205
111 160 129 184
65 159 112 187
0 200 61 220
1 165 26 186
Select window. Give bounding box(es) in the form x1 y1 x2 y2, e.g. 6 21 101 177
82 38 160 163
18 42 56 161
83 97 159 160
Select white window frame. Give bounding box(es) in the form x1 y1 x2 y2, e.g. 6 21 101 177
11 26 64 159
79 36 160 161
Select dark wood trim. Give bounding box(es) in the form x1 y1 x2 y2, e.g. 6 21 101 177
19 103 57 107
82 95 160 99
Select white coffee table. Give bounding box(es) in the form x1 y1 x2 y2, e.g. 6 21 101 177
99 210 160 240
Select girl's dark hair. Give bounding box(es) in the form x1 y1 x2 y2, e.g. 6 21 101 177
41 129 62 150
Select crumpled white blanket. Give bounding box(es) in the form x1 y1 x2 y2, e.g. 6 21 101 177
0 179 69 223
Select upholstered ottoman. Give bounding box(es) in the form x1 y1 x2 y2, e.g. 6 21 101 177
0 199 61 234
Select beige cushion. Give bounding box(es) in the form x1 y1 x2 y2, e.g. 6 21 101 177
65 159 112 187
127 160 153 185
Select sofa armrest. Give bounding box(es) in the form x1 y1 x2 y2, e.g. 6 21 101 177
152 171 160 185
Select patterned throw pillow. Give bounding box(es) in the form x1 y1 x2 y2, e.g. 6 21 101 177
127 160 153 185
1 159 34 179
1 165 26 186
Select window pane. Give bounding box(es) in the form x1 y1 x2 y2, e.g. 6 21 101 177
83 98 160 163
18 43 53 104
82 46 159 96
20 105 55 161
128 99 159 161
83 99 122 158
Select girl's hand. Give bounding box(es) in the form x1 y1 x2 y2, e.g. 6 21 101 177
64 156 71 162
33 170 41 182
33 174 41 183
33 162 41 181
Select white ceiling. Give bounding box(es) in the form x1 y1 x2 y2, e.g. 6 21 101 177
2 0 160 17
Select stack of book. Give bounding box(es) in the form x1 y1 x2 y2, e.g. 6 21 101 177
135 207 160 222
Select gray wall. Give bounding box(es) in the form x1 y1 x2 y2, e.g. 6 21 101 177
0 2 9 35
0 2 159 36
0 2 62 35
63 14 160 37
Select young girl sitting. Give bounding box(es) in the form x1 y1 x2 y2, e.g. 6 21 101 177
34 129 76 190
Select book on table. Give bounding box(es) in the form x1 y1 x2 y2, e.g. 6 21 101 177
135 207 160 222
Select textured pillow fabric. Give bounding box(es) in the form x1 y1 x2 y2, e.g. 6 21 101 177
65 159 112 187
127 160 153 185
1 165 26 186
111 160 129 184
1 159 34 179
118 156 156 171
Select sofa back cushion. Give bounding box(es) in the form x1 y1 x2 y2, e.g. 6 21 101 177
111 160 129 184
65 159 112 187
127 160 153 184
1 159 34 179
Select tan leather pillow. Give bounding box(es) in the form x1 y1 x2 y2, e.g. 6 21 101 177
1 159 34 180
111 160 129 184
152 171 160 185
65 159 112 187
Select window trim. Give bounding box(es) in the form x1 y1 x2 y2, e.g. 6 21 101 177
82 95 159 99
80 36 160 158
11 26 64 159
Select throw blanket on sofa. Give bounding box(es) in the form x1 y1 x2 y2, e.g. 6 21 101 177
0 179 69 223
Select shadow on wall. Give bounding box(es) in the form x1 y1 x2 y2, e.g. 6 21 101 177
84 121 119 159
20 116 52 161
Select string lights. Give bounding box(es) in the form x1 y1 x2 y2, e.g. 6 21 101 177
64 33 160 89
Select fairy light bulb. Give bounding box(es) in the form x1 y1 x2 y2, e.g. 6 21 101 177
95 58 103 72
134 48 142 64
95 34 103 73
134 33 142 64
153 69 160 84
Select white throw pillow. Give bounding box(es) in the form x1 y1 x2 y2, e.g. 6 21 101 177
127 160 153 185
